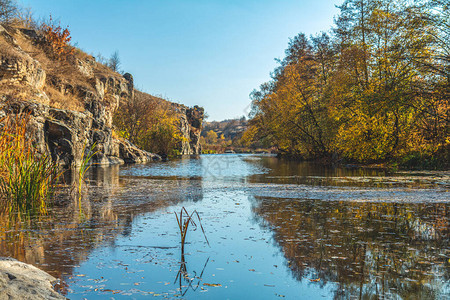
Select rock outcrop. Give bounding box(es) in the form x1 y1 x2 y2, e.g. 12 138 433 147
0 24 203 166
178 105 204 155
0 25 174 167
0 257 65 300
0 100 159 166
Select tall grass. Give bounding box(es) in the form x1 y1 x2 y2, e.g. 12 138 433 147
0 115 60 218
73 142 97 216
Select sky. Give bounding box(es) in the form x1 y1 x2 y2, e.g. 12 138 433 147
21 0 341 121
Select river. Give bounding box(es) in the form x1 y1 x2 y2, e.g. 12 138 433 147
0 154 448 299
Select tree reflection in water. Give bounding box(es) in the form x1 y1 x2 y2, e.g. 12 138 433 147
251 197 449 299
0 165 203 296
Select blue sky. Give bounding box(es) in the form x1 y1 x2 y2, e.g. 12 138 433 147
21 0 341 121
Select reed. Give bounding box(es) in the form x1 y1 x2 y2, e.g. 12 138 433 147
0 115 60 218
174 207 209 255
74 142 97 214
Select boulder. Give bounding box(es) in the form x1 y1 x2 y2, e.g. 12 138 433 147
0 258 65 300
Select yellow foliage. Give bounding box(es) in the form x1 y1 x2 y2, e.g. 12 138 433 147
244 0 448 166
113 92 184 156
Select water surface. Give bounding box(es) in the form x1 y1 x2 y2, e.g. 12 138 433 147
0 154 448 299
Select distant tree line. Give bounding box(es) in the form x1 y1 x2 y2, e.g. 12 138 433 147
243 0 449 168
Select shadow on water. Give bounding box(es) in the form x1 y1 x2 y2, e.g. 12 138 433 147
251 196 449 299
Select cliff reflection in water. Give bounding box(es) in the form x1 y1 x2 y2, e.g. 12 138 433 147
251 196 449 299
0 165 203 282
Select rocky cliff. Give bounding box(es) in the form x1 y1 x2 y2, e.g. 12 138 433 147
0 24 202 167
177 104 204 155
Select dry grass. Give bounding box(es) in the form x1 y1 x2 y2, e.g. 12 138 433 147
8 29 102 109
1 24 129 113
0 114 60 218
0 36 30 61
134 90 172 107
44 85 84 111
0 83 42 103
174 207 209 255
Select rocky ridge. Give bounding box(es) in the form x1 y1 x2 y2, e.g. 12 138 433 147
0 24 202 167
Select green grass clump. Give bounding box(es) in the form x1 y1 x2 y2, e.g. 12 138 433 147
0 115 60 218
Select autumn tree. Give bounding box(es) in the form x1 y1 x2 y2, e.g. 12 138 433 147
330 0 446 161
206 130 218 144
113 91 184 156
245 0 449 167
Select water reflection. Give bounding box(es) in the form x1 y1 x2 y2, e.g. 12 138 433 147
121 154 268 182
249 156 449 188
251 196 449 299
0 164 204 289
0 155 448 299
174 254 210 296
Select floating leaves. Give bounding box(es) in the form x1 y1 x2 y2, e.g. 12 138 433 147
203 283 222 287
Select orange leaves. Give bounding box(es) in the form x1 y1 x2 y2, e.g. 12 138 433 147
41 16 74 60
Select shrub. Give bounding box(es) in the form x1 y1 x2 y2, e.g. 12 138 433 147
41 16 74 60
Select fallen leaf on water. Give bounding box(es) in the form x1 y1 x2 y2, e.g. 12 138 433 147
203 283 222 287
102 289 122 294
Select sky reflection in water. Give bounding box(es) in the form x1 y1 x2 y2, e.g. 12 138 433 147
0 154 448 299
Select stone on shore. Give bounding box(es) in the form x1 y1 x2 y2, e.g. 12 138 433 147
0 258 65 300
